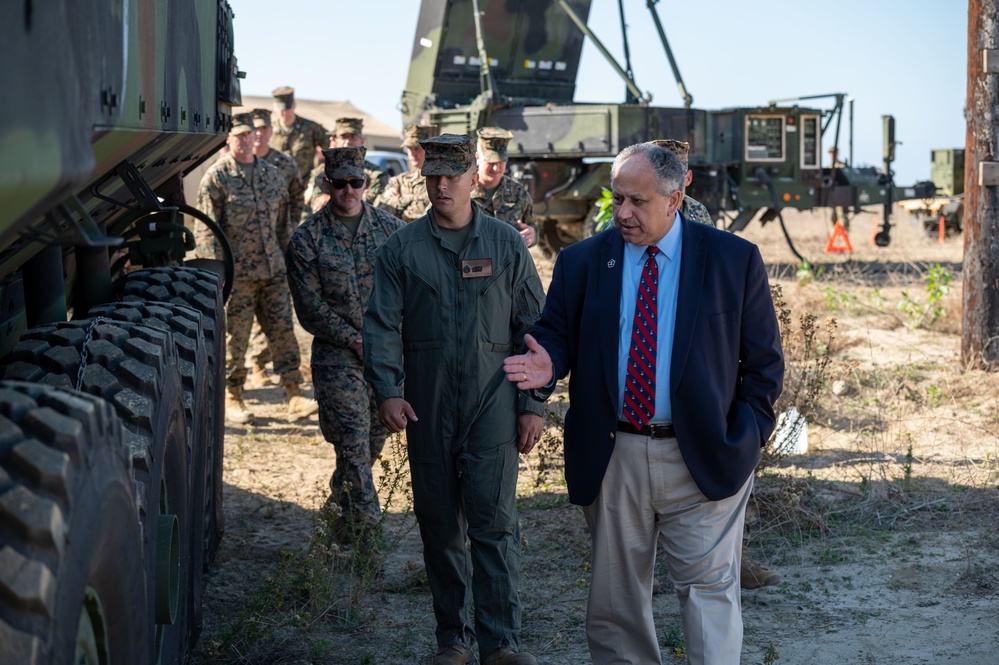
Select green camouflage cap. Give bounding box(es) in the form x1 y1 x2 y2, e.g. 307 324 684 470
651 138 689 165
271 86 295 109
401 124 436 148
230 112 254 136
251 108 272 128
323 146 367 180
477 127 514 162
420 134 475 177
334 117 364 137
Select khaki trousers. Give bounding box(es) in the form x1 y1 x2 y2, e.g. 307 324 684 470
583 430 752 665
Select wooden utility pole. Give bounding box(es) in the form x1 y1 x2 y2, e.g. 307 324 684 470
963 0 999 369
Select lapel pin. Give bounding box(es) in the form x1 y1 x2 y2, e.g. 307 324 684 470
607 259 616 268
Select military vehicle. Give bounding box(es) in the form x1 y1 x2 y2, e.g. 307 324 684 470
401 0 935 255
0 1 240 663
897 148 965 238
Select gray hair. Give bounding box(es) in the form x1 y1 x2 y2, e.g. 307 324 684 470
610 142 686 197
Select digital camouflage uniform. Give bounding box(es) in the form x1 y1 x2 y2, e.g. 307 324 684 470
246 146 307 374
374 169 429 222
269 116 328 182
303 165 325 212
260 147 306 223
364 135 545 657
471 174 537 242
247 122 307 363
681 195 713 225
194 152 304 389
363 160 389 204
286 198 403 524
472 127 538 247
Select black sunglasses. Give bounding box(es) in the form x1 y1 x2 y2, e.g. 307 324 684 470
330 178 365 190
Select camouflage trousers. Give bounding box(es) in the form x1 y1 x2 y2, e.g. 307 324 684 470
247 319 272 370
249 292 306 374
313 363 387 525
225 276 303 388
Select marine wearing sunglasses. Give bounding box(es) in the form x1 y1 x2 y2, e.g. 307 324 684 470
329 177 366 190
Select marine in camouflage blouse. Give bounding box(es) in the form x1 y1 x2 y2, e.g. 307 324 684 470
373 169 429 223
194 153 291 279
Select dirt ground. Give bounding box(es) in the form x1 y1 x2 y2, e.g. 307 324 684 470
189 207 999 665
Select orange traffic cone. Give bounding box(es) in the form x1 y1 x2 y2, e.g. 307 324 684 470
938 215 945 244
825 220 853 253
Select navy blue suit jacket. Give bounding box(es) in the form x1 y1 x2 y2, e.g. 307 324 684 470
532 217 784 505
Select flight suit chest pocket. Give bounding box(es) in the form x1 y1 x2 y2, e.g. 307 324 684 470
476 258 512 296
404 262 441 298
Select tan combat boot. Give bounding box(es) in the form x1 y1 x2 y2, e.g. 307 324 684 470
741 545 781 589
246 363 277 389
283 382 319 421
225 386 256 425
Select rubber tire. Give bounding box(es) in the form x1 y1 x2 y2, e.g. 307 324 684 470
88 301 208 648
1 320 191 664
116 266 226 568
0 381 148 665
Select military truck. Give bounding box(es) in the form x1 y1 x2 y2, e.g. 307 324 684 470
401 0 934 254
0 1 240 663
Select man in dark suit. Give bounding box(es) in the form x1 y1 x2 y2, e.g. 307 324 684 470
503 143 783 664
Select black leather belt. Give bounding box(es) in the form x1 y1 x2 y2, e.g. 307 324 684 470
617 420 676 439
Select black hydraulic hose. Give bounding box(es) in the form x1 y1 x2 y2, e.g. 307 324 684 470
541 167 580 218
753 167 810 268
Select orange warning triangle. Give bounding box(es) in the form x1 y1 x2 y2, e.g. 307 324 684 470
825 220 853 253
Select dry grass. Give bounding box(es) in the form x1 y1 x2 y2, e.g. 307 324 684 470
192 211 999 664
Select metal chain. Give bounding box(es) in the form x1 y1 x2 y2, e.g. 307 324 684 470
75 316 109 392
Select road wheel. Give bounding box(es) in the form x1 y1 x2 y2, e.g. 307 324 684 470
117 266 225 567
88 300 208 647
1 319 190 664
0 382 148 665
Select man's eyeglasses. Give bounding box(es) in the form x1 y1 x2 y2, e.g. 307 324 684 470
330 178 365 190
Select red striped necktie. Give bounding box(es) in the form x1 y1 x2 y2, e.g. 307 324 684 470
623 246 660 429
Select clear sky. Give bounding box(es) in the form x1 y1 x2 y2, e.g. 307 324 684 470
232 0 967 185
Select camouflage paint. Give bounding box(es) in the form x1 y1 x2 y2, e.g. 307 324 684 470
403 0 592 126
0 0 239 277
405 0 937 250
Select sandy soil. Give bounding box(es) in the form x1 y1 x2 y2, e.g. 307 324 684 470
190 207 999 665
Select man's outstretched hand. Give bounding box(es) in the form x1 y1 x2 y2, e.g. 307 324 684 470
504 334 554 390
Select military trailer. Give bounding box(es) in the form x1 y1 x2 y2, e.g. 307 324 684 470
897 148 965 237
0 1 240 663
402 0 934 254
